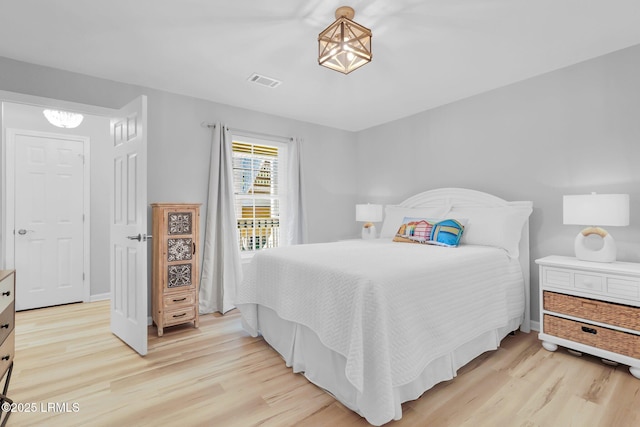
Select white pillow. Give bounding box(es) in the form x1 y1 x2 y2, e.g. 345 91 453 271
380 204 451 238
447 206 532 258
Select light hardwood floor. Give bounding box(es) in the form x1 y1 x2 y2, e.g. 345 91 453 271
6 300 640 426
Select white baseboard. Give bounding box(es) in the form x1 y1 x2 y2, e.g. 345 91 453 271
530 320 540 332
89 292 110 302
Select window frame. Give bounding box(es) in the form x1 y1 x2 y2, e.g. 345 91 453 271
230 134 288 259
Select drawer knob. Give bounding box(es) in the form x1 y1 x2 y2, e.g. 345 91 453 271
173 313 187 318
173 297 187 302
0 324 9 329
1 355 9 361
1 291 9 297
581 326 598 335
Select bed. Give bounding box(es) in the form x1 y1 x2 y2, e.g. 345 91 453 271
235 188 533 425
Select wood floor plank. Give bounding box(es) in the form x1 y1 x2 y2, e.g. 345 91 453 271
6 301 640 426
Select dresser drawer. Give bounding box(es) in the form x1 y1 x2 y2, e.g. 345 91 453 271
163 306 196 327
163 291 196 309
0 273 14 314
0 302 14 345
544 291 640 331
0 330 14 378
544 314 640 359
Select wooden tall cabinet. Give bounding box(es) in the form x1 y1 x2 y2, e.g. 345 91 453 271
151 203 201 337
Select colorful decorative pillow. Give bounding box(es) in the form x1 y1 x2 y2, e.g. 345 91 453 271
393 217 465 247
380 205 451 238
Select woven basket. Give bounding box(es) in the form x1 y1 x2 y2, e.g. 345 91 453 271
543 291 640 332
543 314 640 359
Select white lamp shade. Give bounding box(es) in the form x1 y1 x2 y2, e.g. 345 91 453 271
356 204 383 222
563 194 629 226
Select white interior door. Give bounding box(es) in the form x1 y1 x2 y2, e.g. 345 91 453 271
110 96 148 356
11 130 87 311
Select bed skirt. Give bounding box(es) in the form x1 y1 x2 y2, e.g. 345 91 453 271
255 305 522 426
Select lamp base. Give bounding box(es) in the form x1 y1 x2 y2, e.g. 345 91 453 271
362 223 377 240
574 227 616 263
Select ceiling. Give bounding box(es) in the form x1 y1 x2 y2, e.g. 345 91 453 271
1 0 640 131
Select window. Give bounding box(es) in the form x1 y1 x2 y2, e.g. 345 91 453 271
232 137 287 252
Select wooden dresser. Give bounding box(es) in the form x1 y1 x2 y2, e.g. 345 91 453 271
151 204 201 336
0 270 15 424
536 255 640 378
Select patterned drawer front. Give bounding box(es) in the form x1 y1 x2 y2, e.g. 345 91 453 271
575 273 603 292
163 306 196 327
544 291 640 331
0 330 14 377
0 273 14 314
544 314 640 359
543 268 572 288
163 291 196 309
0 302 14 345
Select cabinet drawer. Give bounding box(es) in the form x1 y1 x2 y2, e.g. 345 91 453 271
0 330 14 378
574 273 603 292
607 277 640 299
0 273 14 314
0 302 14 345
543 268 572 288
544 291 640 331
163 291 196 309
544 314 640 359
163 306 196 327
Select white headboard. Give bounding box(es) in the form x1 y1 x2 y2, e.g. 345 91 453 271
397 188 533 333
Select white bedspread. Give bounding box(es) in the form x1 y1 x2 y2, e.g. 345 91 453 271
235 239 524 425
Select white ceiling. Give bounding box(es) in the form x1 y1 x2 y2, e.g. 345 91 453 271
1 0 640 131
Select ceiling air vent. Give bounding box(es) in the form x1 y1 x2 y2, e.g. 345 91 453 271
247 73 282 88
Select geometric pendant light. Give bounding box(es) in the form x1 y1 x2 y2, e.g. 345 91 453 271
318 6 372 74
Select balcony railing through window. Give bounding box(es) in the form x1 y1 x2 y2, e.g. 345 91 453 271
237 218 280 251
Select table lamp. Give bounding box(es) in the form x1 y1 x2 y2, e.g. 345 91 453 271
356 204 383 239
563 193 629 262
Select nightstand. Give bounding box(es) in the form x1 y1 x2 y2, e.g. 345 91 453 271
536 255 640 378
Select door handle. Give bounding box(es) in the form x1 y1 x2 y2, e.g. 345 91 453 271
16 229 34 235
127 234 153 242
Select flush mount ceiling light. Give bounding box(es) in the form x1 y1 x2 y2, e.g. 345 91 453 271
318 6 372 74
43 109 84 128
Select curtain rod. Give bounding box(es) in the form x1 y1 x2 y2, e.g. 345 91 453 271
201 122 293 143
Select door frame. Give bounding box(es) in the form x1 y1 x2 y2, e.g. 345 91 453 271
5 128 91 304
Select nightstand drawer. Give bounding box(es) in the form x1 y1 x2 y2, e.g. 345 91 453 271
543 268 572 288
544 291 640 331
163 306 196 327
544 314 640 359
607 277 640 299
575 273 603 292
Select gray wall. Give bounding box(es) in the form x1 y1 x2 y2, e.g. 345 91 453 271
3 43 640 323
0 56 358 297
356 44 640 322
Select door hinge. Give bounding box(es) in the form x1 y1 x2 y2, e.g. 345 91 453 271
83 273 85 281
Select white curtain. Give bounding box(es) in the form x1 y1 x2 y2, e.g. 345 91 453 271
284 137 308 245
199 123 242 314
